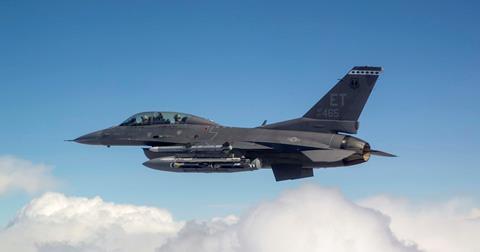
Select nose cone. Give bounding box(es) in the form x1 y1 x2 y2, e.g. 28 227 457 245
74 130 104 145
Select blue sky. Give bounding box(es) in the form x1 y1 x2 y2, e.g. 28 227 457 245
0 0 479 226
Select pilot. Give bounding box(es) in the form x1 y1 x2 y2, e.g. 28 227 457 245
142 115 150 125
135 115 143 125
174 114 183 124
153 112 164 124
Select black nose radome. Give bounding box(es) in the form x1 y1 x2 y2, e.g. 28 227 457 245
74 131 104 145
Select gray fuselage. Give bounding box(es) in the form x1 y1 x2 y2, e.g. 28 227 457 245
76 123 370 170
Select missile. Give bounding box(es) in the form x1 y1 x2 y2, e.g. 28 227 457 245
148 144 232 153
143 156 261 170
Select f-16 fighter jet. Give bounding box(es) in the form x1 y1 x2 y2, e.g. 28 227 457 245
73 66 395 181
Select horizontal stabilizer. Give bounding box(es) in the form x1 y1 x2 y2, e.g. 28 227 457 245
370 150 397 157
272 165 313 181
302 149 356 162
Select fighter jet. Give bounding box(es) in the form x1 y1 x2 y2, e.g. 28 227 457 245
73 66 395 181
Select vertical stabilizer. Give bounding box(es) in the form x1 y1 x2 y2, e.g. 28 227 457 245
303 66 382 121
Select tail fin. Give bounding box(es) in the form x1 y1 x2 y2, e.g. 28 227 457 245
303 66 382 121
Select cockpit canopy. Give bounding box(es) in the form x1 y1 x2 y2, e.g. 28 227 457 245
119 112 218 126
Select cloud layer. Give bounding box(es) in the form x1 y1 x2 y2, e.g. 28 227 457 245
359 196 480 252
158 185 417 252
0 192 184 252
2 184 479 252
0 156 58 195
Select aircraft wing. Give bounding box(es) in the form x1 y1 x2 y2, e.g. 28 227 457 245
231 141 272 150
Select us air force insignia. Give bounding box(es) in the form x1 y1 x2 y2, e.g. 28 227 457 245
288 137 300 143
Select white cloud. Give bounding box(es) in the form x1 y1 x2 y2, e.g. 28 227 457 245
359 195 480 252
0 156 58 195
1 184 479 252
159 185 417 252
0 192 184 252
